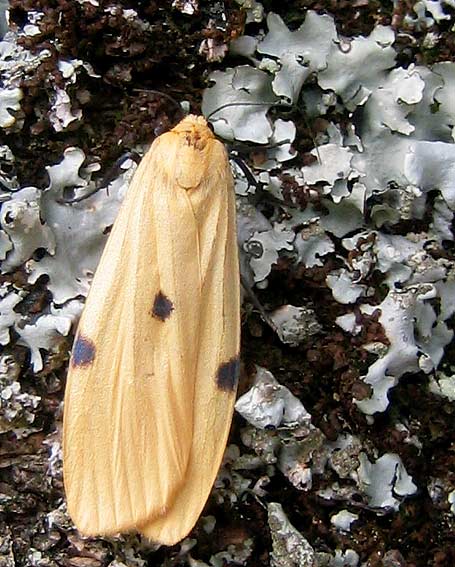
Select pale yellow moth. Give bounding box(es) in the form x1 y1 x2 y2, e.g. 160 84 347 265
63 115 240 545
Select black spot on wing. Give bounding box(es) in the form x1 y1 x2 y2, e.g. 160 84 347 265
152 291 174 321
71 335 96 367
216 356 240 392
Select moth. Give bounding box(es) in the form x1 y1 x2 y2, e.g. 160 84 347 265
63 115 240 545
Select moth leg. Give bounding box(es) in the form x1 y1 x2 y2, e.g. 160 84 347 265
241 274 278 334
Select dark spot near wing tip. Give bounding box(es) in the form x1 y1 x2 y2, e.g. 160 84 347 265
216 356 240 392
152 291 174 321
71 335 96 367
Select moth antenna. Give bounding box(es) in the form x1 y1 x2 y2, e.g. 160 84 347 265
206 100 291 122
59 153 140 204
207 100 292 153
133 89 186 121
207 98 321 162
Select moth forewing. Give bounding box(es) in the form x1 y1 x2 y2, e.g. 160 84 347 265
63 115 240 545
